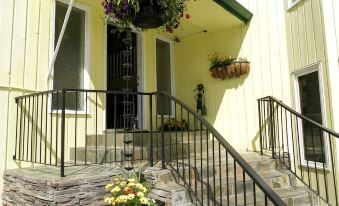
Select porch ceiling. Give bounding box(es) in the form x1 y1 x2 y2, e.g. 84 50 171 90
158 0 252 40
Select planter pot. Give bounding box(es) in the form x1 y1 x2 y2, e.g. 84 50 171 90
221 66 229 78
210 69 218 78
216 68 224 78
133 0 164 29
228 64 236 76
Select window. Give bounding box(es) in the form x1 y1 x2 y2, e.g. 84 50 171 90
293 63 328 166
52 1 88 111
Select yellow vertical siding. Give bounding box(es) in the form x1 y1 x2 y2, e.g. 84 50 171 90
286 0 339 204
172 0 290 150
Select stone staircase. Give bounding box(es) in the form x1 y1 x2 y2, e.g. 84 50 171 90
69 132 318 205
145 151 318 206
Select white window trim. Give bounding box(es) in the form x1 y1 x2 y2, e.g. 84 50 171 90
49 0 91 115
292 62 330 170
287 0 304 11
154 34 175 118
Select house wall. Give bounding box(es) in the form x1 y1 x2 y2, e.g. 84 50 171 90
0 0 108 202
285 0 338 204
173 0 290 150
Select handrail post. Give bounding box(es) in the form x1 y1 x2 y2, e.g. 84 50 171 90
149 94 154 167
61 90 66 177
269 98 275 159
161 93 166 169
257 100 263 155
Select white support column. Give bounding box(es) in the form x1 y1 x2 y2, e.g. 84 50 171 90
322 0 339 195
48 0 75 85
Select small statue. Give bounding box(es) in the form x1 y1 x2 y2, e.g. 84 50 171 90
194 84 207 116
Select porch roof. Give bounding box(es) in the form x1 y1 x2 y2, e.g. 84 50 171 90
160 0 253 40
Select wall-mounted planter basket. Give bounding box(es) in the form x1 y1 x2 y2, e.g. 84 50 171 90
209 61 250 79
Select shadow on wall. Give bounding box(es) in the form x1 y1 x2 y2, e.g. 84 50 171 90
174 24 254 149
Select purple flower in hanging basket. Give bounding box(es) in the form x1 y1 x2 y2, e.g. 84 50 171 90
105 3 113 15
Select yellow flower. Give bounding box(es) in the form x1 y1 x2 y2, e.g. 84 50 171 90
111 186 121 193
127 178 136 183
104 197 115 204
140 197 149 205
135 183 144 189
105 183 113 190
116 195 128 203
120 181 126 187
127 182 135 187
136 192 144 198
127 193 135 200
104 197 110 203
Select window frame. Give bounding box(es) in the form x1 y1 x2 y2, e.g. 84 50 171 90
49 0 91 114
292 62 330 169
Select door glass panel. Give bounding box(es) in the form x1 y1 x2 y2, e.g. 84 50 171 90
298 71 325 163
106 26 137 129
52 1 85 111
156 39 172 115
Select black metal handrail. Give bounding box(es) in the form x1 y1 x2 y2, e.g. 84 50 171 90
13 89 285 205
258 96 339 206
159 91 285 205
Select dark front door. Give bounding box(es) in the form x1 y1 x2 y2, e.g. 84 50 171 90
106 26 138 129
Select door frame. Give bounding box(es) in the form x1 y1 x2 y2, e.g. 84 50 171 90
154 34 175 117
292 61 330 169
103 26 146 130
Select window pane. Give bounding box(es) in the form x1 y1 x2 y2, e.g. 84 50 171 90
298 71 325 163
156 39 172 115
52 2 85 110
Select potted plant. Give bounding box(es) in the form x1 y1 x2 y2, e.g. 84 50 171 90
207 52 224 78
162 118 188 131
101 0 190 32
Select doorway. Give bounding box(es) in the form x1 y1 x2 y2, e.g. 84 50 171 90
106 26 138 129
156 37 174 116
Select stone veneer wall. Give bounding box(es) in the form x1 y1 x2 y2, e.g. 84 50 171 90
2 165 125 206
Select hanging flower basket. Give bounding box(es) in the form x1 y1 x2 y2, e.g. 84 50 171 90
101 0 190 32
209 61 250 79
207 53 250 79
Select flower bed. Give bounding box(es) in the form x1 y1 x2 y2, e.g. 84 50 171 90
105 176 158 206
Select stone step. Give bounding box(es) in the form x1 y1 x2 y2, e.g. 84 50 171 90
69 146 148 163
226 186 317 206
191 170 292 197
149 182 194 206
86 131 208 148
172 158 277 180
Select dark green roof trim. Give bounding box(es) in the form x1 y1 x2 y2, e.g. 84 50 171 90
213 0 253 24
